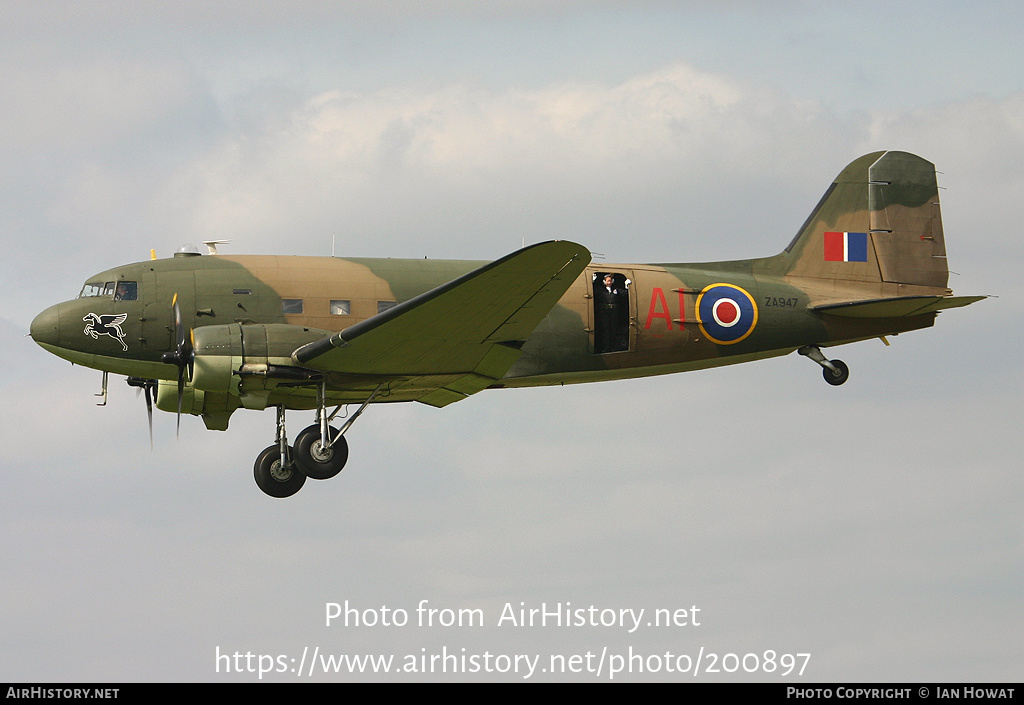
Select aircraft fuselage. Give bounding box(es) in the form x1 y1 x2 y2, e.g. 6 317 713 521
32 248 939 399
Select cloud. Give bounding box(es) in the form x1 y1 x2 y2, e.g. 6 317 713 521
180 63 857 259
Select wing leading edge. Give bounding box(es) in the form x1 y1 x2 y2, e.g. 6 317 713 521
292 240 591 407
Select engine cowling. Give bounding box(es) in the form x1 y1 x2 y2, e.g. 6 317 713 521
157 323 330 415
191 323 244 394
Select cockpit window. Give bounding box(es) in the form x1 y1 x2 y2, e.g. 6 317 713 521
114 281 138 301
78 280 138 300
79 282 105 298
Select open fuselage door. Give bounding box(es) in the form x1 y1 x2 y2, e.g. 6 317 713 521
587 267 636 354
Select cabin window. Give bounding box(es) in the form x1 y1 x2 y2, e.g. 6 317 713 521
282 299 303 314
330 300 351 315
114 281 138 301
377 301 397 314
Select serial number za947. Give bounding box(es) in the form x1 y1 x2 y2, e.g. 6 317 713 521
763 296 800 308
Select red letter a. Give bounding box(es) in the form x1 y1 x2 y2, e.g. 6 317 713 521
645 288 673 330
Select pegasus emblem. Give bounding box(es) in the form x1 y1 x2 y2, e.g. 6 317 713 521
83 313 129 351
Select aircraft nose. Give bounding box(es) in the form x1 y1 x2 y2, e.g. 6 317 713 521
30 304 61 348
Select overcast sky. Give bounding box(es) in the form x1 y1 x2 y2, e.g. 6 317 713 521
1 1 1020 682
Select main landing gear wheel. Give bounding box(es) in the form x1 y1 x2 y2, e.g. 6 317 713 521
293 424 349 480
254 445 307 498
822 359 849 386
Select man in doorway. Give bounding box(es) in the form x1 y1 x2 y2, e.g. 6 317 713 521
595 273 629 353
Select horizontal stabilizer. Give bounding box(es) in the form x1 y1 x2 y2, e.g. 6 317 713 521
813 295 985 318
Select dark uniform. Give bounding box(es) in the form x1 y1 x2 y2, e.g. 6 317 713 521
595 279 629 353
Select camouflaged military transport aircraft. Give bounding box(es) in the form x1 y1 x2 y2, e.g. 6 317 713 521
31 151 983 497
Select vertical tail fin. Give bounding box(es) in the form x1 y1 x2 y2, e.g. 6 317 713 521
781 151 949 289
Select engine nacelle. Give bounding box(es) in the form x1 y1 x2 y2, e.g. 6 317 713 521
189 323 329 409
154 323 330 424
154 379 240 431
155 378 206 415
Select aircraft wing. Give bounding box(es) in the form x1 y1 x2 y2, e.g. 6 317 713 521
813 295 986 318
292 240 591 407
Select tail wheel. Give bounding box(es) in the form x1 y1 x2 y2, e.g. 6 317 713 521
823 359 849 386
294 424 349 480
254 445 306 498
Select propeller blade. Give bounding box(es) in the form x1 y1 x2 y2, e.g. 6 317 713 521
161 293 194 438
144 382 154 450
126 377 157 450
186 328 195 381
176 364 184 438
173 295 187 357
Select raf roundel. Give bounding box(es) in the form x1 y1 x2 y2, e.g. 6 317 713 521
696 283 758 345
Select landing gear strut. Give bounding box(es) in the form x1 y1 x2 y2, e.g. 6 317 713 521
252 383 384 497
798 345 850 386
